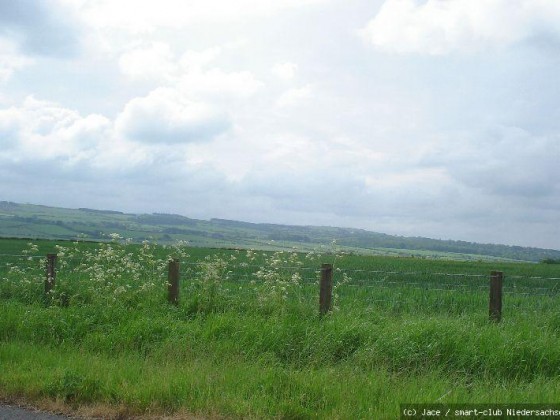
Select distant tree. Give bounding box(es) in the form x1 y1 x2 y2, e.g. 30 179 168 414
541 258 560 264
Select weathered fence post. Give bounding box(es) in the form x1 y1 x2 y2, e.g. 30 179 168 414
320 263 333 316
168 258 180 305
45 253 57 296
489 271 503 322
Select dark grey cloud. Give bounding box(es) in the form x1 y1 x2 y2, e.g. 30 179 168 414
1 0 560 250
0 0 81 56
436 127 560 201
0 151 232 219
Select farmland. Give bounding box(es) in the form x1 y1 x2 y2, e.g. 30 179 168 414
1 237 560 418
3 200 560 262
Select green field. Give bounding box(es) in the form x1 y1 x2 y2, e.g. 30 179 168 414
1 237 560 418
3 200 560 262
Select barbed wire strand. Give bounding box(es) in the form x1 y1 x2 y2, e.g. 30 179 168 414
1 259 556 303
2 253 560 283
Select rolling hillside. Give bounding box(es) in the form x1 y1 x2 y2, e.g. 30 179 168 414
1 200 559 262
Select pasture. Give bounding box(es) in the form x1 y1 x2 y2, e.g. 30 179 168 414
1 237 560 418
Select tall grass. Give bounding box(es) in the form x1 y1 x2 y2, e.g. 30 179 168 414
1 237 560 418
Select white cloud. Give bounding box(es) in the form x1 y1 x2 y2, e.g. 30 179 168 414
115 88 230 144
272 62 298 81
363 0 560 55
78 0 328 33
117 43 264 99
178 69 264 100
179 47 222 71
118 42 176 81
0 37 33 83
276 85 312 107
114 43 264 143
0 96 111 163
0 95 201 174
115 42 264 144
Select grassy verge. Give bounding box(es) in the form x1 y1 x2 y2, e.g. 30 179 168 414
3 339 560 419
2 300 560 418
1 239 560 418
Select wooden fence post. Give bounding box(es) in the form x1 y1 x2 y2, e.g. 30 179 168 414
320 263 333 316
45 253 57 296
168 259 180 305
489 271 503 322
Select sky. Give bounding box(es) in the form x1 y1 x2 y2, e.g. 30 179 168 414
1 0 559 249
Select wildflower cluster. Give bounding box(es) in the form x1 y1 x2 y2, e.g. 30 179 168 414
1 242 44 301
2 238 351 315
187 255 231 314
252 251 305 312
1 235 191 308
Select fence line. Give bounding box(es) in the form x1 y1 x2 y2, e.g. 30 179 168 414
347 270 556 280
2 252 560 281
332 268 488 278
3 253 560 283
179 261 319 272
4 251 560 321
0 254 45 259
508 275 560 281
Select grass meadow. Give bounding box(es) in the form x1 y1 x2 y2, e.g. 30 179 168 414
1 237 560 418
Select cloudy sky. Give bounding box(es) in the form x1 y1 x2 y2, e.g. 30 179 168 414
1 0 559 249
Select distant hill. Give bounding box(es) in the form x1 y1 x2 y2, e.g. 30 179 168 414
1 200 559 262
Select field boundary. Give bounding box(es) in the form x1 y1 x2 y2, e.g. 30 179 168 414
3 251 560 323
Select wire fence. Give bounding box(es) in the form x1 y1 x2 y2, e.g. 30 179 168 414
2 253 560 313
3 253 560 290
